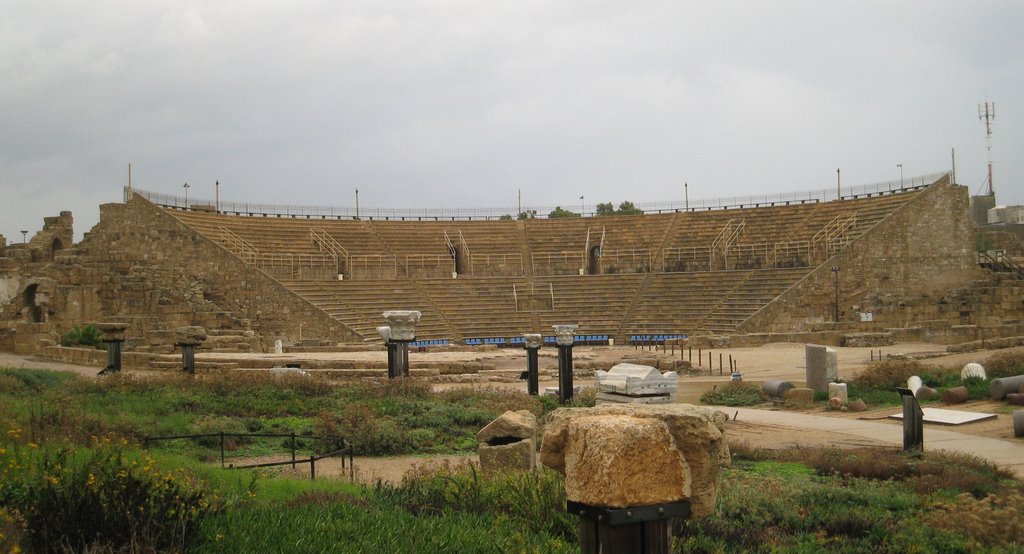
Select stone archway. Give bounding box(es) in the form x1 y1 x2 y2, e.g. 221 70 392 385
587 245 601 275
23 284 43 323
50 237 64 260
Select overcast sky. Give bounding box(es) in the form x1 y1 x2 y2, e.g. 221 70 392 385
2 1 1022 241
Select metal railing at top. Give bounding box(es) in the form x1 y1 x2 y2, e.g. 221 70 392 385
142 432 354 481
125 171 947 221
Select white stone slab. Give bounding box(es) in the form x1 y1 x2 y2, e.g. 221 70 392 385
888 408 997 426
595 392 674 404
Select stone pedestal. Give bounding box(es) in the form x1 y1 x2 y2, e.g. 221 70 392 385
174 326 206 374
96 322 128 375
381 312 420 378
805 344 837 393
554 324 577 404
828 382 848 405
540 403 728 518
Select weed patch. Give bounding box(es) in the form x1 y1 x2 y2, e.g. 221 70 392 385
700 382 766 406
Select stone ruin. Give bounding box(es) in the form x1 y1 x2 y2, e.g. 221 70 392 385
540 403 729 519
594 363 678 404
476 410 540 472
804 344 837 393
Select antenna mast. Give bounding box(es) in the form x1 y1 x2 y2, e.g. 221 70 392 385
978 97 995 195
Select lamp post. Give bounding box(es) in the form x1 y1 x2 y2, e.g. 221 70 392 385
355 188 360 219
20 230 27 243
579 195 584 216
830 266 841 322
215 180 220 212
183 182 190 209
685 182 689 210
897 163 903 190
836 169 841 200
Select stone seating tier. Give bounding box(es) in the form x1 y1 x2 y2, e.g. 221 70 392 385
165 187 924 341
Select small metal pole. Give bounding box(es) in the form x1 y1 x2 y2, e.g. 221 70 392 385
220 432 225 468
291 432 296 469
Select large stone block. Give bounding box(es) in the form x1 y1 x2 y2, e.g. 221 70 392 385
784 387 814 407
479 438 536 472
476 410 539 443
540 404 728 518
805 344 837 393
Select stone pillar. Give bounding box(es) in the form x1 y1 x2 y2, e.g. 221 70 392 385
524 333 542 396
377 326 396 379
96 322 128 375
383 311 420 378
898 388 924 451
554 324 577 404
541 404 729 554
804 344 837 393
175 326 207 375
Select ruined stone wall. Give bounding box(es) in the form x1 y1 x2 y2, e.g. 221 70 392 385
738 178 984 332
75 196 362 348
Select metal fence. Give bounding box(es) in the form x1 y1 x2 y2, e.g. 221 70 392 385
142 432 354 480
126 171 947 221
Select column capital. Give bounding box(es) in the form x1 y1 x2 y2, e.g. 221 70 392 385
553 324 577 346
383 310 421 341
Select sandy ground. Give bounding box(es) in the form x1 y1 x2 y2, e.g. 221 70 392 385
4 343 1023 482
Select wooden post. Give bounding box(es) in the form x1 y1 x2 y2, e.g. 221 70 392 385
220 432 225 468
291 432 296 469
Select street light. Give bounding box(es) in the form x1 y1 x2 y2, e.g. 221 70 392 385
20 230 28 243
183 182 190 209
579 195 584 216
355 188 360 219
215 180 220 212
830 266 841 323
897 163 904 189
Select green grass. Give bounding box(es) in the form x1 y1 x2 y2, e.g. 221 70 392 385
4 364 1024 553
0 369 545 458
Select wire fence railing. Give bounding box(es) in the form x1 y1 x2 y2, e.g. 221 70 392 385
142 432 354 481
126 171 948 221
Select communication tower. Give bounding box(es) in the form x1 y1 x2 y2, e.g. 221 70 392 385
978 97 995 195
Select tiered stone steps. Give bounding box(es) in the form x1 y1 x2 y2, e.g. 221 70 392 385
162 186 927 344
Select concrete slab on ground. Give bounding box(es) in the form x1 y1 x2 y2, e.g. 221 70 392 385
889 408 998 426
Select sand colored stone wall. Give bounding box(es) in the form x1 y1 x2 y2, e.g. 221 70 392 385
75 195 362 348
738 178 984 332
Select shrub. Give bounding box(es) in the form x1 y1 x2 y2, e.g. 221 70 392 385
984 350 1024 379
60 324 105 349
700 382 765 406
1 443 217 552
802 447 1013 497
850 359 927 390
922 492 1024 550
378 460 575 541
